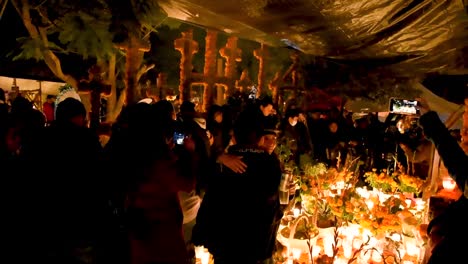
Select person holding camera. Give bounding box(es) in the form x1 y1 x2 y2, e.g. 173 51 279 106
417 98 468 264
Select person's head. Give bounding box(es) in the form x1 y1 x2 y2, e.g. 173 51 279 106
180 101 196 115
234 109 265 146
214 111 223 123
46 94 56 103
310 111 321 120
55 98 87 127
261 130 278 154
11 96 32 114
285 108 300 127
0 88 5 102
355 117 369 129
258 96 274 117
208 104 223 124
328 121 339 133
153 99 176 122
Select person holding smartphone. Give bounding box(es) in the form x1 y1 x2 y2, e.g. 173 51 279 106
417 98 468 264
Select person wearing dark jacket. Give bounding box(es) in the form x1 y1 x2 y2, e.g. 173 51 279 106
418 103 468 264
192 108 282 264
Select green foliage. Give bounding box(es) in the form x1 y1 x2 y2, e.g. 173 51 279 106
56 11 115 60
11 37 43 61
11 37 67 61
130 0 167 31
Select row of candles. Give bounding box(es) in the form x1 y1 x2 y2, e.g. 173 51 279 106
282 186 428 263
284 224 424 264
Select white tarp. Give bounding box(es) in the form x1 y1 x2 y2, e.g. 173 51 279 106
0 76 65 96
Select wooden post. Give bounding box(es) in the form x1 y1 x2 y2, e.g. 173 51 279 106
254 43 268 97
116 35 150 105
174 29 199 102
219 36 242 96
78 65 111 130
157 73 167 100
269 71 282 104
202 30 218 111
235 69 253 93
462 98 468 154
287 52 301 99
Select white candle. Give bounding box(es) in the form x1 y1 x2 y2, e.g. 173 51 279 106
391 233 401 242
291 248 301 260
365 200 374 210
200 249 210 264
405 199 412 208
334 257 347 264
372 251 383 262
359 250 372 262
352 238 363 249
398 247 406 259
406 242 420 257
342 238 353 259
323 236 334 257
293 208 300 218
312 246 322 258
442 177 456 191
415 199 426 211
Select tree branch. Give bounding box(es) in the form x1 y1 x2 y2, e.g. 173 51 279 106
136 63 155 82
13 0 78 88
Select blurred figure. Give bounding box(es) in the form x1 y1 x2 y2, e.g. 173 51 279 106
43 94 56 125
192 108 282 264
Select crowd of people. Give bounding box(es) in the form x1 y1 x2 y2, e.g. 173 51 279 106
0 87 466 264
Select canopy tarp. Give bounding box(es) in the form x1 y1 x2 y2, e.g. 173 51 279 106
159 0 468 76
0 76 64 95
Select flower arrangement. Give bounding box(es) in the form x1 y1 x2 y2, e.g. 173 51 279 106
359 195 406 235
299 163 355 218
396 173 425 194
364 169 426 195
299 164 353 195
325 189 369 224
364 169 399 193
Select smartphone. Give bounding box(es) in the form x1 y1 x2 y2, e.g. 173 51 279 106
173 132 185 145
389 98 420 115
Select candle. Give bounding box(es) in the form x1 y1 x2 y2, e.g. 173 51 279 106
200 250 210 264
291 248 301 260
405 199 412 208
342 238 353 259
334 257 347 264
372 251 383 262
194 246 205 259
365 200 374 210
312 245 322 258
352 238 363 249
406 242 420 257
442 177 457 191
391 233 401 242
360 250 372 262
293 208 300 218
398 247 406 259
323 236 334 257
415 199 426 211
